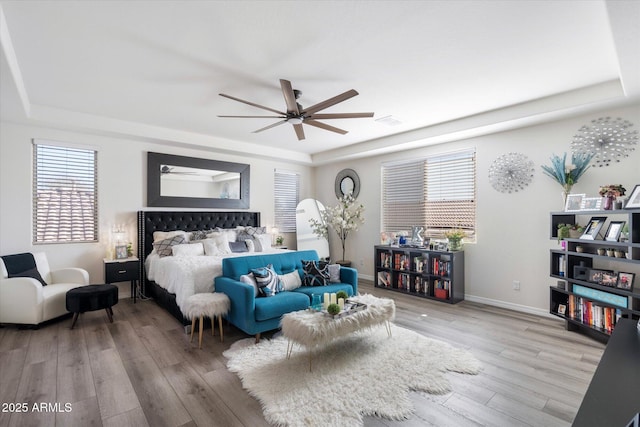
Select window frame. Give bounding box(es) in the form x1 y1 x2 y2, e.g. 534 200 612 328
32 140 98 244
273 169 300 233
381 149 476 241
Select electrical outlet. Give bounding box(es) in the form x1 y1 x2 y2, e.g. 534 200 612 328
513 280 520 290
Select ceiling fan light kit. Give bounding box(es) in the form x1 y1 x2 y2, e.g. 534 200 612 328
219 79 374 140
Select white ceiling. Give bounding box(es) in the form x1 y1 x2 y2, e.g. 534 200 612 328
1 1 639 165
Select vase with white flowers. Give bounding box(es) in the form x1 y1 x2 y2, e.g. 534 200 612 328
541 152 594 207
309 194 365 265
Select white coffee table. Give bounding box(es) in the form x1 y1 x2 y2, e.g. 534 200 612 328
280 294 396 370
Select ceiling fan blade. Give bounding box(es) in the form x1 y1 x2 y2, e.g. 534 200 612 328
302 89 359 115
218 115 285 118
309 112 374 119
252 120 287 133
219 93 286 115
280 79 300 114
304 119 348 135
293 123 305 140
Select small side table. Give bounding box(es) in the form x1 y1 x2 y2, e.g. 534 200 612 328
104 257 140 303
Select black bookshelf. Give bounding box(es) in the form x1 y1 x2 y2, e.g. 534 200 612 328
374 245 464 303
549 208 640 341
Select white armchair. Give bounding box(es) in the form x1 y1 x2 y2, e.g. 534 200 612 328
0 252 89 326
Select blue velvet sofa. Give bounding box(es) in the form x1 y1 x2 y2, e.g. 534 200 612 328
215 250 357 341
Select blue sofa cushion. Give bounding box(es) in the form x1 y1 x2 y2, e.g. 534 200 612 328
254 291 310 322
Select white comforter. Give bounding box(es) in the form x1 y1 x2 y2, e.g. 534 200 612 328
146 250 289 314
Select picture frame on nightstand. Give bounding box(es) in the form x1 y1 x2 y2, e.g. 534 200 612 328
115 245 128 259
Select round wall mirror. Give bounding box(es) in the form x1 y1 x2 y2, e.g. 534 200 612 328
335 168 360 198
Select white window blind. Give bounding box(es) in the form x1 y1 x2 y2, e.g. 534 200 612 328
33 142 98 243
382 149 476 240
274 170 300 233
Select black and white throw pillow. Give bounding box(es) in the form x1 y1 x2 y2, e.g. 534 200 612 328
251 264 283 297
302 260 330 287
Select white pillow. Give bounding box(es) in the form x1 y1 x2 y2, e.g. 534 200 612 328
202 238 227 256
254 234 273 252
245 239 255 252
279 270 302 291
172 242 204 257
153 230 189 243
240 274 259 297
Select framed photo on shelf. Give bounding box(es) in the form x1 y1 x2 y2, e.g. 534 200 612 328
580 197 602 211
587 268 605 284
604 221 626 242
580 217 607 240
625 184 640 209
115 245 128 260
617 272 635 291
558 304 566 315
601 271 618 287
565 193 585 212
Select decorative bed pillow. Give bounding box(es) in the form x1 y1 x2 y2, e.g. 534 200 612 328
210 228 238 242
190 229 212 241
153 230 189 243
202 239 224 256
302 260 329 287
328 264 341 283
229 241 248 253
244 239 255 252
172 242 204 257
251 264 282 297
236 226 266 241
9 267 48 286
240 274 259 297
204 232 231 254
279 270 302 291
253 234 273 252
153 235 187 257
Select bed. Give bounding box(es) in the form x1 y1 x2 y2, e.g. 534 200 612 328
137 210 278 328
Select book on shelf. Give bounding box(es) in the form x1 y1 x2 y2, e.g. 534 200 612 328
377 271 391 288
414 276 424 294
397 273 410 291
568 294 621 333
380 252 391 268
432 258 451 277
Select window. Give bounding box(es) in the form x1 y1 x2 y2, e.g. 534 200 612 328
33 141 98 243
382 149 476 240
274 169 300 233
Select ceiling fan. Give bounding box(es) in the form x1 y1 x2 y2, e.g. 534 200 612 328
161 165 197 175
218 79 374 141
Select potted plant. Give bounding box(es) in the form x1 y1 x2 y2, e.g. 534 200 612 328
541 152 594 207
557 223 585 241
309 193 365 266
444 229 466 251
606 248 616 257
599 184 626 210
575 245 584 253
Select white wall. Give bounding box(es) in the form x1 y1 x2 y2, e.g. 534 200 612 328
314 103 640 315
0 122 314 292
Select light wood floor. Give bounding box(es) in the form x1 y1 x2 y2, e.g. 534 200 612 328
0 281 604 427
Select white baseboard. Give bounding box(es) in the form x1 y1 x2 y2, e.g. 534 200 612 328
464 294 555 319
359 275 554 319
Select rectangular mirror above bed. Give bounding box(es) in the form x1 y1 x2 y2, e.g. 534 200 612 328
147 152 250 208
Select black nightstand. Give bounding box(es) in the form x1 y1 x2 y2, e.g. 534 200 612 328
104 257 140 303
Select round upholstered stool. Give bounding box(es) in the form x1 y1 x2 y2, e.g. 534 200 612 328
65 284 119 329
185 292 230 348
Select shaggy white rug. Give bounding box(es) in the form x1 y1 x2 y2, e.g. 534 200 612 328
223 323 481 427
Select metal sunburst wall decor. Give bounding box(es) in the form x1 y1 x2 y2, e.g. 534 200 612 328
488 152 535 193
571 117 638 167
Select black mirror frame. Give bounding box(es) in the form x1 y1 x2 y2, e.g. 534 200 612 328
147 152 250 209
334 168 360 199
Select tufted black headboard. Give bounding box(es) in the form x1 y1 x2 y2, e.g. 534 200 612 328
137 210 261 269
